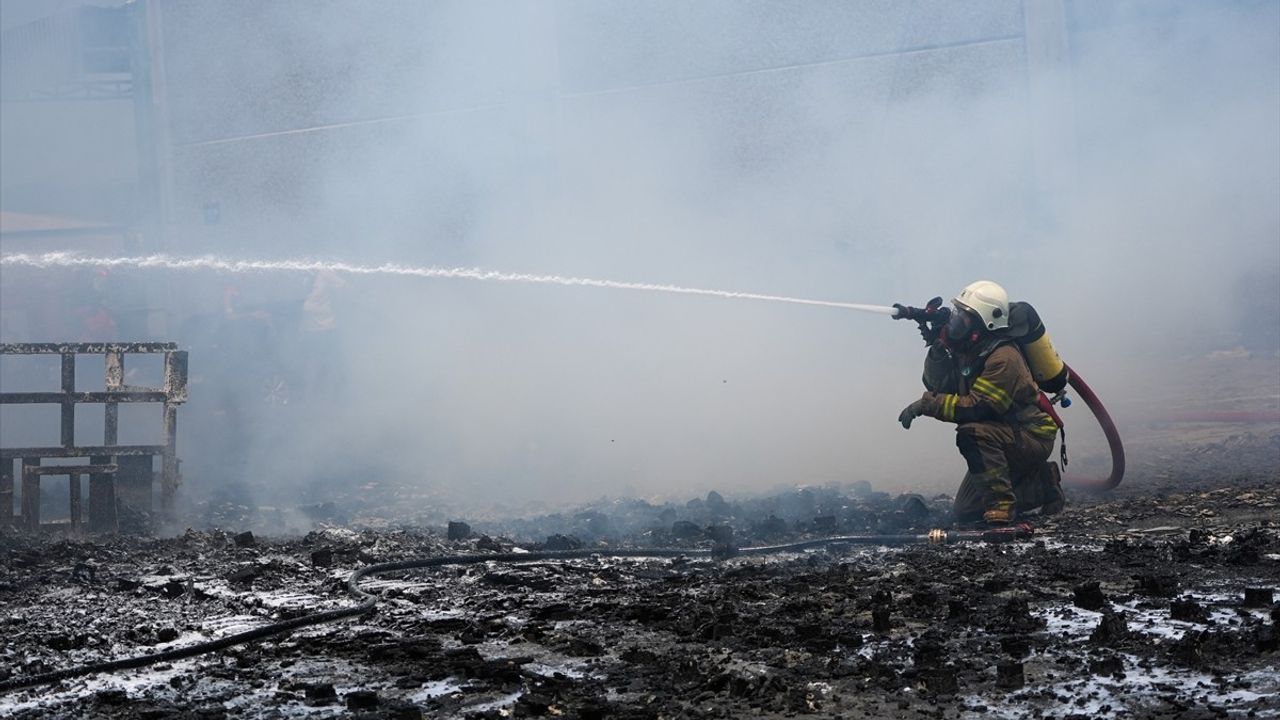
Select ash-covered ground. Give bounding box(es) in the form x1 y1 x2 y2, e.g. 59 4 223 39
2 362 1279 719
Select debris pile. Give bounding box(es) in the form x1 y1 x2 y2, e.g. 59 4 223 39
1 470 1278 719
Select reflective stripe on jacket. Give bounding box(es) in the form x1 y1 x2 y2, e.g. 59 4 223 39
918 342 1058 438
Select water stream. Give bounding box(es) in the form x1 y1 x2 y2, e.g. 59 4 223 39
1 252 897 315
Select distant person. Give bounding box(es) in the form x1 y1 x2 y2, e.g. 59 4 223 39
222 284 274 327
218 280 292 406
302 270 345 334
299 270 347 398
894 281 1065 525
73 267 119 341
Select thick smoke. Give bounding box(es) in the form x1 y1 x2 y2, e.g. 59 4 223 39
1 1 1276 517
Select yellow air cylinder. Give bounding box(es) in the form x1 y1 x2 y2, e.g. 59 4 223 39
1024 332 1068 393
1010 302 1069 393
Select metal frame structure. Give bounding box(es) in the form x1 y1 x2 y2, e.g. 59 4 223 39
0 343 187 532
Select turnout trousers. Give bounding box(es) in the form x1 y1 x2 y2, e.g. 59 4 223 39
951 421 1059 522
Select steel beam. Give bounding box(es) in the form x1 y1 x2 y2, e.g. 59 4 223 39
1 445 166 460
0 342 177 355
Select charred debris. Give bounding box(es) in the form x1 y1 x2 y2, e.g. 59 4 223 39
1 475 1278 719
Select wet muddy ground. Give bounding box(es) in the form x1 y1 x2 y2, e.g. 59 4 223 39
2 478 1277 717
2 358 1278 719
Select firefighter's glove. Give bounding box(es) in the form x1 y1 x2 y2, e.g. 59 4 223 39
919 322 939 346
898 400 926 429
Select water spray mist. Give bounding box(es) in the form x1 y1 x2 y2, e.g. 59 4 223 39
0 252 898 316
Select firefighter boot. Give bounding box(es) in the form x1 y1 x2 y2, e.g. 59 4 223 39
983 506 1014 525
981 469 1016 525
1040 461 1066 516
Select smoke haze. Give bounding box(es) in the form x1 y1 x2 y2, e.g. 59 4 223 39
1 1 1277 516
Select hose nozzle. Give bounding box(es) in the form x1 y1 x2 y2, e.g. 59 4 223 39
892 296 951 324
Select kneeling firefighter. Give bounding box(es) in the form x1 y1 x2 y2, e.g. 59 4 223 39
893 281 1068 525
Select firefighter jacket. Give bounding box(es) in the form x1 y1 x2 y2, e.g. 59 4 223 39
917 337 1058 440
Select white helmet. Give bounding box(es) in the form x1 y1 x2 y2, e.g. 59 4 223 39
953 280 1010 331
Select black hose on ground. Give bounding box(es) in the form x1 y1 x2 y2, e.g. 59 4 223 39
0 526 1033 693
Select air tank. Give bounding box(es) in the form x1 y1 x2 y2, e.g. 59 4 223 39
1008 301 1067 394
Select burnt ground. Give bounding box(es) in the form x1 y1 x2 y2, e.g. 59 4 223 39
1 356 1278 718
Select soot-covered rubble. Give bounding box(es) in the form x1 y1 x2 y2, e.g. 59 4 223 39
2 458 1278 720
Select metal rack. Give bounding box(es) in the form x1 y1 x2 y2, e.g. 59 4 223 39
0 342 187 531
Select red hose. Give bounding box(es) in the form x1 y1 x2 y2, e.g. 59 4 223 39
1064 364 1126 491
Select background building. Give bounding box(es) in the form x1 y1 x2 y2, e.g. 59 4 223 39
2 1 1276 505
